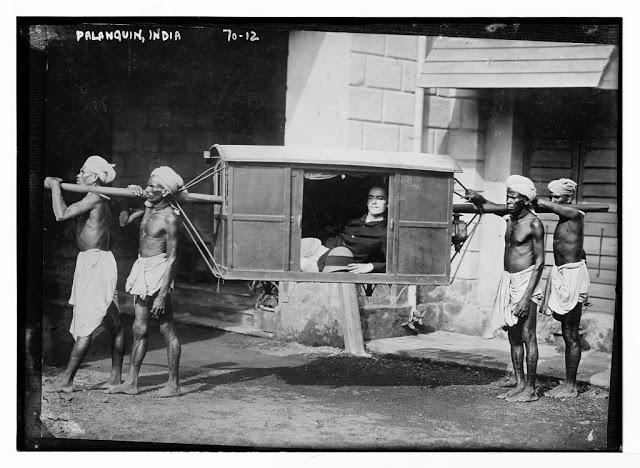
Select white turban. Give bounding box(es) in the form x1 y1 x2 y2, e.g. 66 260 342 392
548 178 577 196
83 155 116 184
506 175 536 201
150 166 184 195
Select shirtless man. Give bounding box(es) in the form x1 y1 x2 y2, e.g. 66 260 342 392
44 156 124 393
534 178 590 398
466 175 545 402
108 166 183 398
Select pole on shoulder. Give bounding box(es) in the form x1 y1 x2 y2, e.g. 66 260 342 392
453 203 609 214
44 181 223 205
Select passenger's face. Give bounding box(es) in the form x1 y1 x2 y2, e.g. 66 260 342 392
76 166 98 186
367 187 387 217
506 189 527 214
550 191 572 204
145 175 168 203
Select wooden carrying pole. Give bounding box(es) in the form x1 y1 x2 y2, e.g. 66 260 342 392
45 182 223 205
453 203 609 214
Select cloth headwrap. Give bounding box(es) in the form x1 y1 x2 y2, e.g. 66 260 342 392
150 166 184 195
84 155 116 184
548 178 577 196
506 174 536 201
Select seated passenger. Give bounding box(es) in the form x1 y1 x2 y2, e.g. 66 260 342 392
301 186 388 274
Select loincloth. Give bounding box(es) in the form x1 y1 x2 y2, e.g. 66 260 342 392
125 253 174 300
538 260 590 317
490 264 544 331
68 249 118 340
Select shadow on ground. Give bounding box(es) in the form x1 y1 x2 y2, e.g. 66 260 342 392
44 308 227 367
165 354 512 396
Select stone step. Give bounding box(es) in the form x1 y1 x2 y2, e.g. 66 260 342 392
45 298 270 339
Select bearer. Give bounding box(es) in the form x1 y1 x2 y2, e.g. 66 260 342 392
44 156 125 393
535 179 590 398
466 175 545 403
109 166 183 398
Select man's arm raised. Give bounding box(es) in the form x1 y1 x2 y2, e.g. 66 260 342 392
119 209 145 227
119 184 147 227
513 218 545 318
45 177 100 221
151 214 179 318
534 198 583 219
464 189 509 216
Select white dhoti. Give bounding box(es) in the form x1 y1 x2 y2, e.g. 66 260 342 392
300 237 329 273
490 265 544 331
538 260 590 317
125 253 173 299
68 249 118 340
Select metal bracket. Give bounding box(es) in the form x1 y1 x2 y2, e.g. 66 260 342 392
362 284 377 297
362 283 409 306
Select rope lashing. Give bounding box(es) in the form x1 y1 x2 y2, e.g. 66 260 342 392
182 162 225 191
171 199 224 279
449 213 483 285
453 177 469 192
167 163 227 280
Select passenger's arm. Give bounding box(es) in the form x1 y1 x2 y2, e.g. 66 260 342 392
348 263 374 274
370 241 387 273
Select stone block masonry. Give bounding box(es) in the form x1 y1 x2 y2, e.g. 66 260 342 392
363 123 398 151
347 34 418 153
385 34 418 60
349 87 382 122
365 56 402 90
350 53 366 86
350 33 385 56
383 91 415 126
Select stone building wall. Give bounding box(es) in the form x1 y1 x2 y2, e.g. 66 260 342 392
345 33 489 336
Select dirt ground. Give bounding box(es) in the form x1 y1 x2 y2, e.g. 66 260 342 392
40 317 612 450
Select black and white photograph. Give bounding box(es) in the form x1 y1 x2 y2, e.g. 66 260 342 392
16 15 622 452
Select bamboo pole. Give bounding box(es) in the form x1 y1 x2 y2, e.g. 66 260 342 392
45 182 223 205
453 203 609 214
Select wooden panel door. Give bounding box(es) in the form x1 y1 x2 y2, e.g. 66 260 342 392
390 172 452 279
226 164 293 272
522 89 618 318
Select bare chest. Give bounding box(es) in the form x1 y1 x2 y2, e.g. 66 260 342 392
505 220 531 246
553 218 582 242
141 212 166 238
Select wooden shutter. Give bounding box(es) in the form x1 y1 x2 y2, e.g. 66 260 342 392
390 172 452 281
223 164 293 273
523 89 618 319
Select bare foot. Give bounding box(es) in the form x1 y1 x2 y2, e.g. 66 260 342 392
106 382 139 395
495 375 517 388
506 388 539 403
545 383 578 399
54 382 75 394
101 381 123 391
92 378 123 391
497 383 524 399
152 384 181 398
